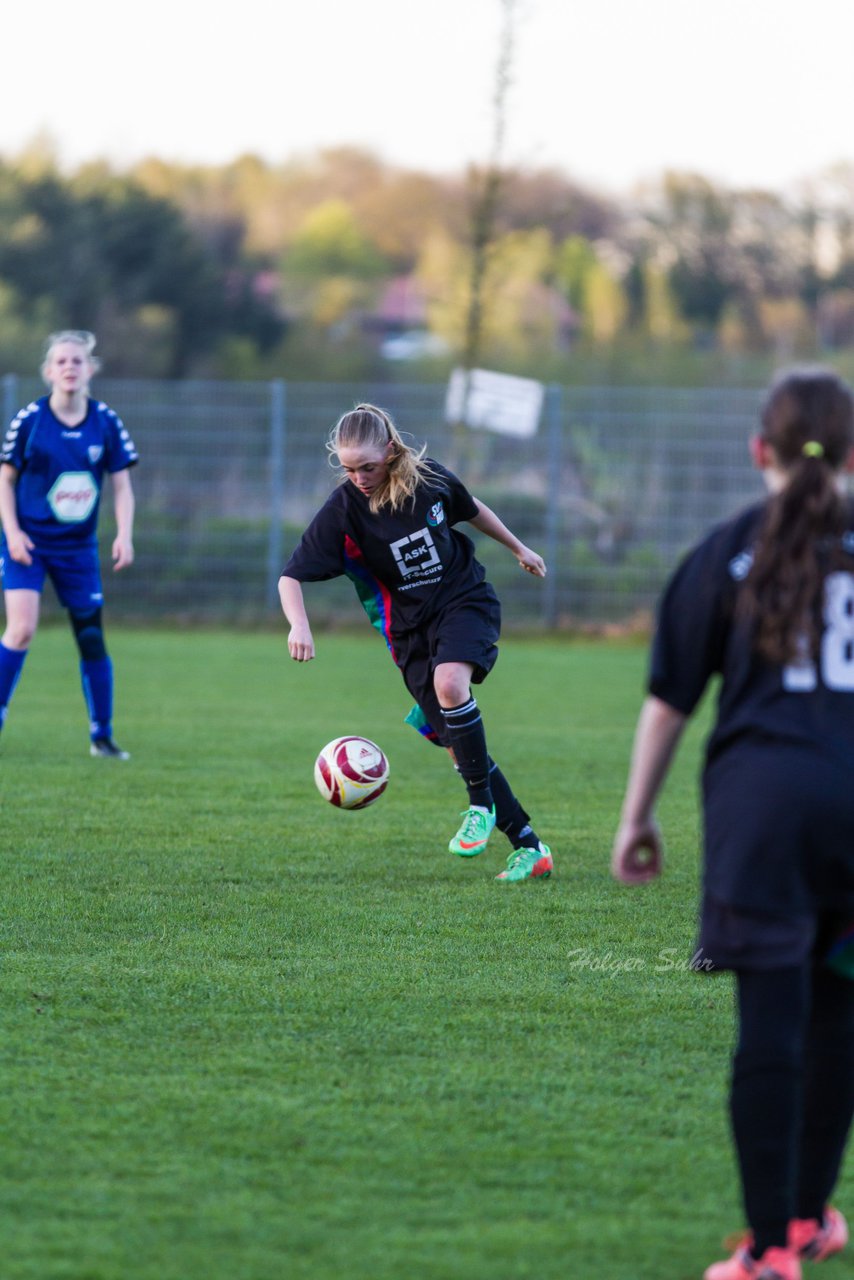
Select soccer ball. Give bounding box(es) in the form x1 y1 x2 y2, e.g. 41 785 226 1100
314 736 390 810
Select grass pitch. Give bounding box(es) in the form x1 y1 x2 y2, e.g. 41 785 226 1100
1 628 851 1280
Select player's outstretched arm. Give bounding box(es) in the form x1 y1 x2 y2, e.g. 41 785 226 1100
611 696 687 885
468 499 546 577
279 575 315 661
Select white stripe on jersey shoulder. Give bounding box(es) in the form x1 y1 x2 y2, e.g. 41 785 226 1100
2 401 39 453
9 401 40 428
97 401 127 433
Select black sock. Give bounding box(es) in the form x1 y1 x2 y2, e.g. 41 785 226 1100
796 964 854 1220
440 698 492 808
732 967 808 1257
488 760 539 848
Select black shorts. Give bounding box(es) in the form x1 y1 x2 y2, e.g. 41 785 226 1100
694 741 854 972
391 590 501 748
702 744 854 916
697 897 854 974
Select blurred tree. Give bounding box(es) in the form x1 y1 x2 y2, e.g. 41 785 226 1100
497 168 617 241
281 199 389 334
583 259 629 343
285 199 386 280
636 173 815 351
638 260 688 343
816 289 854 349
483 229 568 357
0 160 284 375
0 279 59 375
7 136 854 380
356 171 458 269
643 173 733 329
757 296 813 358
554 235 628 343
554 235 598 314
417 230 470 350
460 0 520 379
93 300 178 377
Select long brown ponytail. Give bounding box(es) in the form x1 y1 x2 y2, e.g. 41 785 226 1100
740 366 854 664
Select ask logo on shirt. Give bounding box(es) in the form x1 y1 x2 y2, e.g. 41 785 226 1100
389 527 442 578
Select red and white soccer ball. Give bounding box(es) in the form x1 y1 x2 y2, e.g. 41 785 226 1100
314 736 390 810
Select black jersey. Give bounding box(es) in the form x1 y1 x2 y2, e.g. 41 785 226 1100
651 500 854 768
653 501 854 918
283 461 489 640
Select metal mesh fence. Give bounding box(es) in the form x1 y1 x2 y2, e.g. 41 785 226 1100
2 375 768 630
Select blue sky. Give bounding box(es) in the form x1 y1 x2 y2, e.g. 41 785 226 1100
3 0 853 194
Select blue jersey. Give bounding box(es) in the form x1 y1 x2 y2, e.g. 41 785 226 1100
0 395 139 546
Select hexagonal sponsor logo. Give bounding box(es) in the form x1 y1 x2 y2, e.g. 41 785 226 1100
47 471 98 523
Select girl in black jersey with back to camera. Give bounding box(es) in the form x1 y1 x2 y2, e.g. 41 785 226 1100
280 402 554 883
612 367 854 1280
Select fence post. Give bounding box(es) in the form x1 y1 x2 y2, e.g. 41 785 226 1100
542 383 562 629
2 374 18 434
266 378 286 610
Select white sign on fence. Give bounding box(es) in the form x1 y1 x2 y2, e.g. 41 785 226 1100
444 368 544 438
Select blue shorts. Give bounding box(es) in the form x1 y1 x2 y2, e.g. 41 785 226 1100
0 538 104 614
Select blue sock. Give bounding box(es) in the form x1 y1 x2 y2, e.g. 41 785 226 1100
81 656 113 740
0 643 27 727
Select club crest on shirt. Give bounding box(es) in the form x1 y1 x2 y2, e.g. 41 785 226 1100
426 501 445 527
728 549 753 581
88 445 104 464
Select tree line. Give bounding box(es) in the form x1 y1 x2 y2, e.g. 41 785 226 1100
3 140 854 385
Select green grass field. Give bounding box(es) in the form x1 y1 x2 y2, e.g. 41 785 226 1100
1 628 851 1280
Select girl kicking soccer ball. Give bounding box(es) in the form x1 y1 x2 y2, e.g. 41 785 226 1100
612 366 854 1280
280 402 553 882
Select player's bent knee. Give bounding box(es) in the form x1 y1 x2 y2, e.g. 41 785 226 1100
69 609 107 662
433 671 471 707
2 623 35 649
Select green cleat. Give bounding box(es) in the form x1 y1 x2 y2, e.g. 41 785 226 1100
449 805 496 857
495 843 554 883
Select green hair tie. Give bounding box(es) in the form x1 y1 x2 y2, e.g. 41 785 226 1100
802 441 825 459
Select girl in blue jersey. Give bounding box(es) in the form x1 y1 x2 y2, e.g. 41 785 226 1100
0 330 139 758
280 402 553 882
612 368 854 1280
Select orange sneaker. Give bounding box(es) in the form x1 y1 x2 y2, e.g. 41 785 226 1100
789 1206 848 1261
704 1243 801 1280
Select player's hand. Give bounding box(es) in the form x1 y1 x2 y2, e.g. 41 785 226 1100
7 530 34 566
611 818 663 885
112 536 134 570
515 545 546 577
288 623 315 662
